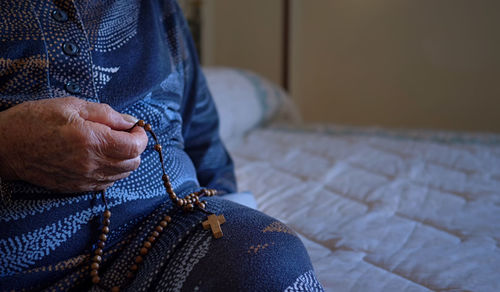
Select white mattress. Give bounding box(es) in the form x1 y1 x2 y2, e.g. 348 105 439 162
226 124 500 292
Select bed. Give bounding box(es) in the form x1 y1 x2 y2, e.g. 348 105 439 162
204 67 500 292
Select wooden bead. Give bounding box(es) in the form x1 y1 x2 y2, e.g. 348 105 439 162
92 276 100 284
186 203 194 211
176 199 184 207
102 226 109 234
103 210 111 218
147 236 156 243
92 255 102 263
162 174 169 181
94 248 103 256
137 120 145 127
111 286 120 292
143 241 152 249
98 241 105 248
144 124 152 131
151 231 159 238
99 234 107 242
135 256 143 264
127 271 134 279
154 144 162 152
90 269 98 277
159 220 167 228
91 262 99 270
103 218 111 226
140 247 148 255
155 226 163 232
164 216 172 223
169 193 177 200
130 264 138 271
198 202 206 209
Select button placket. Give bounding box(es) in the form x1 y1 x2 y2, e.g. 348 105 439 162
62 41 80 56
51 9 68 23
36 2 96 99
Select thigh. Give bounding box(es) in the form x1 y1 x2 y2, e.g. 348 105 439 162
156 198 324 292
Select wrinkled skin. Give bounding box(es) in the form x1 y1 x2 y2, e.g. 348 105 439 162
0 97 148 193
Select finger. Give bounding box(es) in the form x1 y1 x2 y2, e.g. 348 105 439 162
89 121 148 159
94 171 132 183
87 182 115 192
79 101 135 131
98 157 141 176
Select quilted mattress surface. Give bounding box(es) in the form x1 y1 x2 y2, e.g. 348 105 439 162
226 125 500 292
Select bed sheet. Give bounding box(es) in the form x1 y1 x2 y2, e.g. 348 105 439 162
226 124 500 292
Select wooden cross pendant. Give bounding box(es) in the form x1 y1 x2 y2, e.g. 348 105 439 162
202 214 226 239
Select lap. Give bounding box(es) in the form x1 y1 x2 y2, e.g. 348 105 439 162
56 197 323 291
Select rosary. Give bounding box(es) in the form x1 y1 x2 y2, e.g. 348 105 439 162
89 120 226 291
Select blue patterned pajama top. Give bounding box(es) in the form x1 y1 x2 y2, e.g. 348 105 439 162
0 1 324 291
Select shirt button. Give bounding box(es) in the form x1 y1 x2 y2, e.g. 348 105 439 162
52 9 68 22
65 82 81 94
62 42 79 56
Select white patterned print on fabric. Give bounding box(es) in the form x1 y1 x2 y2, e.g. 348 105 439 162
77 0 140 53
284 270 324 292
92 65 120 93
153 230 212 292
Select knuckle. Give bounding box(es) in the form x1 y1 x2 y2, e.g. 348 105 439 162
100 103 113 114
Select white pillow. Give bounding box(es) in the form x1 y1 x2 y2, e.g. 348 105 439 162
203 67 300 142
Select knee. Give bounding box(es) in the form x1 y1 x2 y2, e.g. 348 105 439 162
195 201 319 291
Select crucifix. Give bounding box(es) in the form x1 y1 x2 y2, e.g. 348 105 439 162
202 214 226 239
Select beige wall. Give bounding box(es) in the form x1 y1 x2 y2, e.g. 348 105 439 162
201 0 283 86
291 0 500 132
202 0 500 132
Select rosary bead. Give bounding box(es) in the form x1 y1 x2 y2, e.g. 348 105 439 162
94 248 103 256
103 218 111 226
143 241 152 249
198 202 206 209
140 247 148 255
186 203 194 211
151 231 160 238
127 271 134 279
155 225 163 232
130 264 138 271
147 236 156 243
137 120 145 127
98 241 106 248
176 199 184 207
202 200 207 205
154 144 162 152
144 124 152 131
92 276 100 284
91 262 100 270
90 269 98 277
103 210 111 218
162 174 169 182
135 256 143 264
159 220 168 228
102 226 109 234
111 286 120 292
92 255 102 263
164 215 172 222
169 193 177 200
99 234 107 242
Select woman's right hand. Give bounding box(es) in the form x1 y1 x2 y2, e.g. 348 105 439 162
0 97 148 193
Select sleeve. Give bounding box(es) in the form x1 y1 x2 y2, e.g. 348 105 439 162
173 3 237 194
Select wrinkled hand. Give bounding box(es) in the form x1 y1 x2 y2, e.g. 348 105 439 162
0 97 148 193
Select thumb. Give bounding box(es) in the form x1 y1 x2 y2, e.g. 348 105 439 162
80 102 134 130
